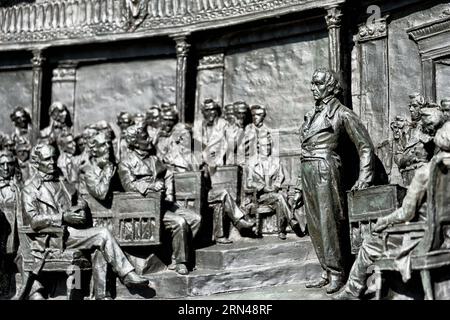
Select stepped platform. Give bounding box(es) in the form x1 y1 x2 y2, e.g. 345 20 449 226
117 234 321 299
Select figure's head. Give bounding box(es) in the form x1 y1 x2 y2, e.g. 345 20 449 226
31 144 57 176
257 133 272 157
146 105 161 128
223 104 235 124
234 101 250 128
58 133 77 155
0 150 16 180
201 99 220 126
10 106 31 129
408 93 427 122
420 106 445 136
390 116 407 140
75 134 86 154
88 132 110 159
124 124 152 153
440 98 450 121
311 68 342 103
49 102 69 124
434 121 450 152
15 139 31 162
94 120 115 142
117 112 134 132
2 136 15 153
160 106 179 135
250 105 266 128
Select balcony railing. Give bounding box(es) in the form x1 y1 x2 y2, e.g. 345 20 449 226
0 0 334 45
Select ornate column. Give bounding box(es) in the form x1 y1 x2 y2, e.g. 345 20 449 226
172 33 191 123
51 61 78 125
31 48 45 144
325 5 343 74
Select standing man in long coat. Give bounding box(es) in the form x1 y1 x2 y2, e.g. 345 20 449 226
296 68 375 294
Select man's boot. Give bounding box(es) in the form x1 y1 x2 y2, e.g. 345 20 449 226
326 274 345 294
123 271 149 287
305 271 329 288
332 287 360 300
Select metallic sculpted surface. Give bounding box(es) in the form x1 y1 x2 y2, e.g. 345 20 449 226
0 0 450 301
297 68 375 295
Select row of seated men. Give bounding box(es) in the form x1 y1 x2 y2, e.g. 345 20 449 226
0 98 300 299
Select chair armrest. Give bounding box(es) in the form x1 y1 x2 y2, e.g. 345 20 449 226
384 222 427 234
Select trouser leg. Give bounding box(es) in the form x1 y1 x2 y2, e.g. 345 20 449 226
346 235 384 296
65 227 134 278
162 210 190 264
92 249 109 299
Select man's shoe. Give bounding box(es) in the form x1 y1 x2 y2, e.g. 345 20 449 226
123 272 149 287
326 278 345 294
235 218 255 231
28 291 45 300
278 232 287 240
332 288 359 300
175 264 189 275
168 257 177 270
305 277 329 289
216 237 233 244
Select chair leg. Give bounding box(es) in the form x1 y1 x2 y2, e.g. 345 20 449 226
66 274 75 300
420 270 433 300
375 269 383 300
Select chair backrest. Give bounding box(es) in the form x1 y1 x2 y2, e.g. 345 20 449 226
418 152 450 253
173 170 206 215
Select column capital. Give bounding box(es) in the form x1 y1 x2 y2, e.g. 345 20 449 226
325 5 343 29
31 49 46 68
172 33 191 57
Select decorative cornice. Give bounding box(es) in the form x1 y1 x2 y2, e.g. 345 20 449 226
52 62 77 82
407 16 450 42
0 0 345 47
357 17 388 42
198 53 225 70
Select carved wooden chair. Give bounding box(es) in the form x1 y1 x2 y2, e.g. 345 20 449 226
240 165 293 236
374 152 450 300
15 194 91 300
209 165 241 240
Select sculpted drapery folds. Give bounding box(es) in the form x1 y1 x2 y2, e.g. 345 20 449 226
297 68 375 295
20 143 149 300
334 121 450 300
118 124 201 275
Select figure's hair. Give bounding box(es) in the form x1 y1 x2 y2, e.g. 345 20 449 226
0 149 15 161
124 124 148 148
408 93 427 107
161 108 179 122
202 98 220 110
233 101 249 111
30 143 55 165
434 121 450 151
10 106 31 124
441 98 450 105
49 101 68 116
117 111 134 122
313 68 342 96
250 104 266 114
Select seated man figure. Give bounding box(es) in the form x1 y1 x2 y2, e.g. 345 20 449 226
246 135 297 240
0 150 20 296
21 143 149 300
333 121 450 300
118 125 201 275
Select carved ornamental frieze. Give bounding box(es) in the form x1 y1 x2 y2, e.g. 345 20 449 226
0 0 344 45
